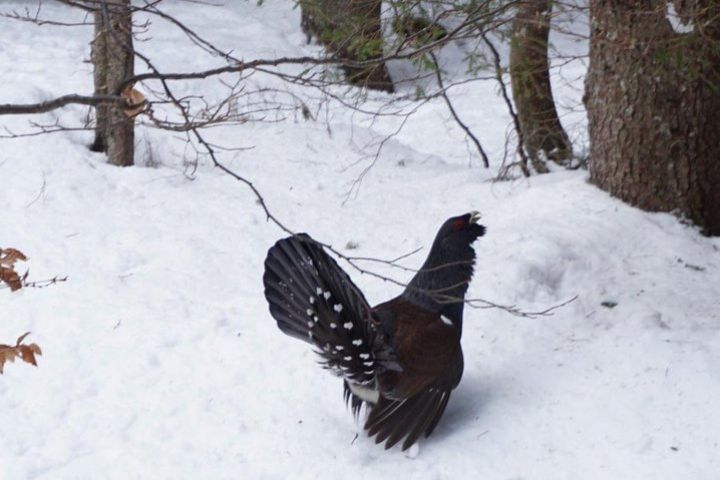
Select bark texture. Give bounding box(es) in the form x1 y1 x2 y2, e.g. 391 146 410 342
90 11 108 153
510 0 572 169
300 0 394 92
585 0 720 235
91 0 135 166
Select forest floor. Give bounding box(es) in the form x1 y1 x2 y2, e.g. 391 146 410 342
1 1 719 479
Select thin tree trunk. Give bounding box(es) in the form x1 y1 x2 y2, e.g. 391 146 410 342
300 0 394 92
91 0 134 166
510 0 571 170
585 0 720 235
90 9 108 153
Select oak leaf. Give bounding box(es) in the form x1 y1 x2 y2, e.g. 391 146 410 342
0 267 22 291
0 248 27 291
0 332 42 374
0 248 27 267
122 85 146 118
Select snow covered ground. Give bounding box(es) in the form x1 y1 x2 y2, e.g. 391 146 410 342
2 1 719 479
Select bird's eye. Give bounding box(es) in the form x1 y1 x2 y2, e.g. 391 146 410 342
452 219 466 231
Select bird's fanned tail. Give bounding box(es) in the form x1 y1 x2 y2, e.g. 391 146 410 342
263 234 398 387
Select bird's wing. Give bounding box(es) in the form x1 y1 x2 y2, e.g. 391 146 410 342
373 298 460 398
364 298 463 450
364 383 453 451
365 346 463 451
263 234 399 386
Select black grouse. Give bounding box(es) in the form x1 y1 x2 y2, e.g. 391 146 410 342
262 212 485 451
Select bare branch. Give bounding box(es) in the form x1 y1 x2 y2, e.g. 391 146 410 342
480 33 532 177
0 94 127 115
465 294 579 318
429 51 489 168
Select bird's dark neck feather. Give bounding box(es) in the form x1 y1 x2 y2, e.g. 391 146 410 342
401 240 475 330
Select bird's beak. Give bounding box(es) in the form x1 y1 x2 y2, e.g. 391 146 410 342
469 211 481 225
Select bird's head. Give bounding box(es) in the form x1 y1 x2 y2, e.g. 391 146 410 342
433 211 486 249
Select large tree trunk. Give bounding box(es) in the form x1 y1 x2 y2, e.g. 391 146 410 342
300 0 394 92
510 0 572 170
90 0 135 166
585 0 720 235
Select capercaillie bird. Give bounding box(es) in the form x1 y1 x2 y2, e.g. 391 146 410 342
263 212 485 451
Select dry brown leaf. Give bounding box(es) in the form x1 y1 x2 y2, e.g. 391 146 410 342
0 266 22 291
0 332 42 374
0 248 27 267
19 344 42 366
0 247 28 291
122 85 146 118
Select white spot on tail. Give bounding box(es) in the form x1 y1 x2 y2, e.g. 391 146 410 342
441 315 453 326
363 361 373 366
335 345 344 351
343 322 353 330
330 322 337 329
352 339 363 346
309 296 315 304
316 287 323 295
359 353 370 360
306 309 314 316
307 321 314 328
334 304 343 313
343 356 352 361
323 291 331 300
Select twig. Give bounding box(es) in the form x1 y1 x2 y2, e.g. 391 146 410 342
0 94 127 115
23 276 69 289
429 51 489 168
465 294 578 318
0 275 68 290
480 33 531 177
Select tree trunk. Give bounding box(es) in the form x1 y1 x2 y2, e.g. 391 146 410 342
90 0 134 166
510 0 572 170
585 0 720 235
300 0 394 92
90 9 108 153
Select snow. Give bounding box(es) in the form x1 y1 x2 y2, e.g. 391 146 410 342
666 3 695 34
1 1 719 479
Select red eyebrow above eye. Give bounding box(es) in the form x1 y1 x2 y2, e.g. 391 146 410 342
452 219 465 231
